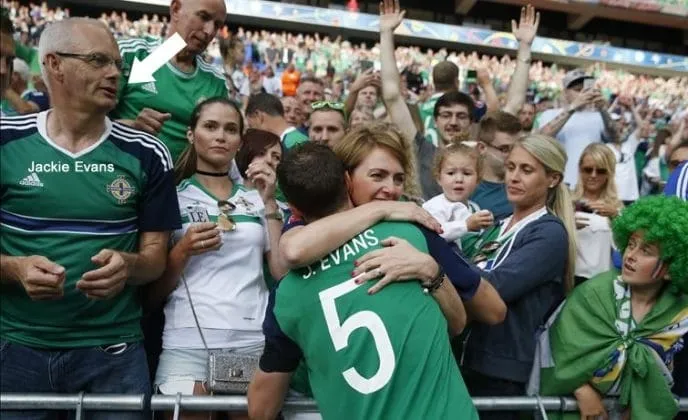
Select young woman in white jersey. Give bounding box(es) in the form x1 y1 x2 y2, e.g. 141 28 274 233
423 142 494 250
150 98 287 420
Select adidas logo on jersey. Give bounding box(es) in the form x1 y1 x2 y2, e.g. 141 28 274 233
141 82 158 94
19 173 44 187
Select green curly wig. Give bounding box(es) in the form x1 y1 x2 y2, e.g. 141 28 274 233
613 195 688 294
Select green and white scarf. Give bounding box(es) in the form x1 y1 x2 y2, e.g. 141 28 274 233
529 270 688 420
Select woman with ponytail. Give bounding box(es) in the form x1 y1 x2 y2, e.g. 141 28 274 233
458 133 576 420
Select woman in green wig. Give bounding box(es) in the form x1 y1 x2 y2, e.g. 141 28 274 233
529 195 688 420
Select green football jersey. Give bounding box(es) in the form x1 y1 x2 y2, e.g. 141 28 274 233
112 36 230 162
265 221 478 420
419 92 443 147
0 112 181 348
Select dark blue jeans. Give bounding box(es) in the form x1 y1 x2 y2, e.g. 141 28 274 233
0 339 151 420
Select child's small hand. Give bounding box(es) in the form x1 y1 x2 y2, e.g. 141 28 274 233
467 210 494 232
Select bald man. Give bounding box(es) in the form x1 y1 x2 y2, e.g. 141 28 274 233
0 19 180 418
112 0 230 162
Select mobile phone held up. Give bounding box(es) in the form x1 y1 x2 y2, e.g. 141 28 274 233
575 200 595 214
583 78 595 90
466 69 477 84
360 60 374 72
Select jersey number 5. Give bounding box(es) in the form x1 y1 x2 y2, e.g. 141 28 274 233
319 278 396 395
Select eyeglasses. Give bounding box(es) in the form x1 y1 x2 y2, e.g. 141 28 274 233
55 52 124 72
486 143 513 155
217 200 237 232
581 167 608 176
437 112 471 121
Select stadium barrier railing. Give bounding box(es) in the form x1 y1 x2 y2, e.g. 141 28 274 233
2 393 688 420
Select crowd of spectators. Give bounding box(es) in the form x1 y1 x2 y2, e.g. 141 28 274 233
4 0 688 110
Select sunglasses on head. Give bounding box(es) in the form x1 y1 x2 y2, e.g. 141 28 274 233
311 100 346 114
312 100 344 108
581 167 608 176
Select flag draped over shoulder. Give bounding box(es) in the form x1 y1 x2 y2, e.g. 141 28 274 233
529 270 688 420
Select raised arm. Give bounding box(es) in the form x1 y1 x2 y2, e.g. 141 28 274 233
344 69 380 118
379 0 419 142
537 89 594 137
477 68 500 114
503 5 539 116
592 91 618 143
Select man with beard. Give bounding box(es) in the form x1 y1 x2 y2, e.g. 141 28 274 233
112 0 230 162
518 102 536 134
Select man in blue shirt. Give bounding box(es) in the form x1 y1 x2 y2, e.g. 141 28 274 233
471 111 522 221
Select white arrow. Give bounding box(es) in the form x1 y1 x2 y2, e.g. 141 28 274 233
128 33 187 84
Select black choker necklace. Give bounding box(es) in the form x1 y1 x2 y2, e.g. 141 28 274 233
196 170 228 177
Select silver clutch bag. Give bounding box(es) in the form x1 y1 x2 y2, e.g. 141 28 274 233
181 273 260 395
207 351 260 394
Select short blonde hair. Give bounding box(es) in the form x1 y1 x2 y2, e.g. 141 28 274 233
333 123 421 198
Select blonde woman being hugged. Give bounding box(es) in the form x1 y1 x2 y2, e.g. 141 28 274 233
149 97 287 420
571 143 622 286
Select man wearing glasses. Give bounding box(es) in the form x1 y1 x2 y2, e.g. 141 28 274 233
471 111 523 221
111 0 229 163
0 19 180 418
309 101 348 148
